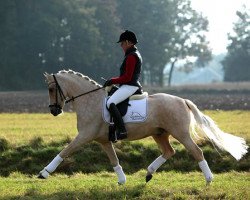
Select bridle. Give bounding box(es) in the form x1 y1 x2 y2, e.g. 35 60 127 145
48 75 67 112
48 74 104 110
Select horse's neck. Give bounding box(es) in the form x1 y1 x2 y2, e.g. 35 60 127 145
62 76 104 120
63 76 97 98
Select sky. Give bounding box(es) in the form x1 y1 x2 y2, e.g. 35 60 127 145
191 0 249 54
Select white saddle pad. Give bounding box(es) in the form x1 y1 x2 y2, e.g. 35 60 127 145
103 97 148 124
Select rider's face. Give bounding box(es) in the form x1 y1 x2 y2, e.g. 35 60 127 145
120 40 133 53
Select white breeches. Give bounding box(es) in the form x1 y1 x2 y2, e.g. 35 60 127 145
106 85 139 108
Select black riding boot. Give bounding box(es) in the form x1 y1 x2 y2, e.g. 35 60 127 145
109 103 127 139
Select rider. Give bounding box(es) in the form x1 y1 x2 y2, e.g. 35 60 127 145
104 30 143 139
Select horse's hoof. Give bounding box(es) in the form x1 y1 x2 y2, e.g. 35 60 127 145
146 174 153 182
118 181 125 185
37 174 46 179
117 133 127 140
38 169 49 179
206 180 212 186
206 176 213 186
117 177 126 185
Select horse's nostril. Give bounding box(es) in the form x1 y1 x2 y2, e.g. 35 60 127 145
49 105 62 116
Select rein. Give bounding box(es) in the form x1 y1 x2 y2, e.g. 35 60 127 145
51 74 104 104
65 87 104 104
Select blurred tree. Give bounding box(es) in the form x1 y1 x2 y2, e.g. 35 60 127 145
85 0 121 82
167 0 212 86
0 0 211 90
53 0 102 77
117 0 211 86
222 6 250 82
0 1 18 90
0 0 120 90
117 0 174 86
0 0 72 90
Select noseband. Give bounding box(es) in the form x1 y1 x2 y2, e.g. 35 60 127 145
48 75 66 111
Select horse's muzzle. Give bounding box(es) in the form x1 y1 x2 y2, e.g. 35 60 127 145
49 104 62 116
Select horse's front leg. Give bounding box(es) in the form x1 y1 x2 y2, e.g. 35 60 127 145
101 142 126 184
38 133 91 179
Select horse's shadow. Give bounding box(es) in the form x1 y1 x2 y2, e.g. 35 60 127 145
0 137 249 177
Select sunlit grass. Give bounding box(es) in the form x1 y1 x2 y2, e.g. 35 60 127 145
204 110 250 139
0 171 249 200
0 111 249 147
0 113 77 146
0 111 249 199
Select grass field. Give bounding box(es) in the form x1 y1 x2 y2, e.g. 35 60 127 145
0 171 249 200
0 111 249 199
1 111 249 146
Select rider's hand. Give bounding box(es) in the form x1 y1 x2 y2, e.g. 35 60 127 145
103 79 113 87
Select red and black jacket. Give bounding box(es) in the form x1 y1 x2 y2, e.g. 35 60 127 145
111 46 142 88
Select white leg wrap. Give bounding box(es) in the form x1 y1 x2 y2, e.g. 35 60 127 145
113 164 126 184
147 155 166 174
39 168 50 179
39 155 63 179
198 160 213 182
45 154 63 173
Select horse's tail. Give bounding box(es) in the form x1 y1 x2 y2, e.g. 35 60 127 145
185 99 248 160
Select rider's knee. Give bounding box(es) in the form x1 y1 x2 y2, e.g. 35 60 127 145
107 100 115 109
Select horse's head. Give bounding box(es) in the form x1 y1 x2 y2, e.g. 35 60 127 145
44 72 67 116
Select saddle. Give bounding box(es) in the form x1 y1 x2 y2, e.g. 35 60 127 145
105 86 148 142
106 86 147 116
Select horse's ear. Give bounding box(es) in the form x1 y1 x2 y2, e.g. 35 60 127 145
43 72 49 78
43 72 50 83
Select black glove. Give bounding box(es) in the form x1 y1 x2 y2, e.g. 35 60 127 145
103 79 113 87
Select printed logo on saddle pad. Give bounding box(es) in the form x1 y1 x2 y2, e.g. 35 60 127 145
103 98 148 123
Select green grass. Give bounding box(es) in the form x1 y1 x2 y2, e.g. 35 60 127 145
0 113 77 146
0 111 249 146
203 110 250 139
0 111 249 199
0 171 249 200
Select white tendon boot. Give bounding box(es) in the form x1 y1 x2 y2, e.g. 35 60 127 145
38 155 63 179
146 155 167 182
113 164 126 185
198 160 214 184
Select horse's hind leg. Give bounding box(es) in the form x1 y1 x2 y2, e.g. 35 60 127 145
146 133 175 182
176 133 213 184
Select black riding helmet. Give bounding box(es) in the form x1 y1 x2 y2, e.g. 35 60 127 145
117 30 138 44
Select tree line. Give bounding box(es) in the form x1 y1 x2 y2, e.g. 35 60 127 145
0 0 249 90
222 5 250 82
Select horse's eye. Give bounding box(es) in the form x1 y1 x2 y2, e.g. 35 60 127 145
49 88 54 93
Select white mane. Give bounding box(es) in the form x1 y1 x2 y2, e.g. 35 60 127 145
58 69 102 87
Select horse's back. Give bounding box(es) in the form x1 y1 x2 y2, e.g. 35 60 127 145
148 93 186 108
147 93 191 130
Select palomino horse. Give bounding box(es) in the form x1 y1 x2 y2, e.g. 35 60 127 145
39 70 248 185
